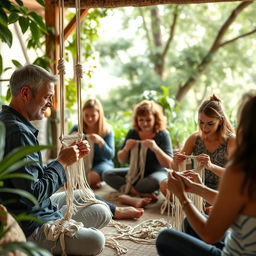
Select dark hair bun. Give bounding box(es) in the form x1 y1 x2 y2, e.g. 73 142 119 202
210 94 221 103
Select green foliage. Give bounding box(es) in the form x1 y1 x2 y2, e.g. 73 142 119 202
96 3 256 129
0 121 53 256
109 116 131 167
108 87 197 155
0 241 51 256
64 8 108 109
0 0 50 89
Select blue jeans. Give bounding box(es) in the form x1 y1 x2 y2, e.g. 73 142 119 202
156 217 224 256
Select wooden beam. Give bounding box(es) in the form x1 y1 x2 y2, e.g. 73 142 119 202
52 0 249 8
45 0 60 157
64 9 89 40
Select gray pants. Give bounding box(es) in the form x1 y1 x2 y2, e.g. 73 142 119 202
27 190 112 256
103 167 168 194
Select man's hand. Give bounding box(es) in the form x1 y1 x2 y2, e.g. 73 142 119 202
57 140 90 168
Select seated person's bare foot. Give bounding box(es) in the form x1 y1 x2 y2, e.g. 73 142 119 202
117 194 152 208
139 193 158 202
114 206 144 219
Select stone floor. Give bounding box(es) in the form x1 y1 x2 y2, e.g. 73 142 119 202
95 183 172 256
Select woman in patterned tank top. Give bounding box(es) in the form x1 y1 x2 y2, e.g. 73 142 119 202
156 92 256 256
160 94 236 197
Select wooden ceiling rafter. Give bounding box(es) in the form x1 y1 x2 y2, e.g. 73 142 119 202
52 0 250 8
63 9 89 41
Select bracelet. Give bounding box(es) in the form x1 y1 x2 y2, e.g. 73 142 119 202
181 199 192 209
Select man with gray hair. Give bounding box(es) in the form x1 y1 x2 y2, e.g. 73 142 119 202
0 64 111 255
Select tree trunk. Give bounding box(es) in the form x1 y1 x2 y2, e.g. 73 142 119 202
175 1 253 102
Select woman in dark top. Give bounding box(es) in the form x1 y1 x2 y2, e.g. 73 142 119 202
103 100 173 208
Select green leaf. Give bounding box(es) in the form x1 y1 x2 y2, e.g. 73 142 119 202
0 24 12 47
0 1 11 9
0 54 2 75
0 173 36 181
14 0 24 6
33 56 51 69
0 7 8 26
0 145 53 174
1 160 37 176
15 213 44 223
0 188 38 206
29 11 47 33
18 16 29 34
8 12 19 24
6 87 11 101
35 0 46 7
12 59 22 67
0 122 5 160
29 21 40 42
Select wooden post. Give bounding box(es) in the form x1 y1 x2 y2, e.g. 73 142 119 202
45 0 60 158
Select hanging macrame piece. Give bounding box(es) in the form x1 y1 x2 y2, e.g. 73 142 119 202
121 141 148 194
43 1 110 255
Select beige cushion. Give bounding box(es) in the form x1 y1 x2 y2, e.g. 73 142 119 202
0 204 26 256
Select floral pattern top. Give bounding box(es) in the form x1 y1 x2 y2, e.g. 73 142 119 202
192 136 229 190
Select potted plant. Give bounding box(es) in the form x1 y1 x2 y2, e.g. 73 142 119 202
0 121 52 256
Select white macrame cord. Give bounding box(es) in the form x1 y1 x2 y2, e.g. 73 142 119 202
43 1 109 255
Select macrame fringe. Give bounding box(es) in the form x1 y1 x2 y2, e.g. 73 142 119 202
161 156 205 231
83 135 94 176
44 134 111 256
121 141 147 194
104 141 173 255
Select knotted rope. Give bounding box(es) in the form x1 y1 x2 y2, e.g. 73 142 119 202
44 1 110 255
121 141 148 194
104 141 172 255
105 218 172 256
160 156 205 230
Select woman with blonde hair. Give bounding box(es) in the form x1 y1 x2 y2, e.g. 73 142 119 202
103 100 173 208
70 98 145 219
70 98 115 189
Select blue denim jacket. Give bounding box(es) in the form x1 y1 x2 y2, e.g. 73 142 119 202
0 105 66 237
